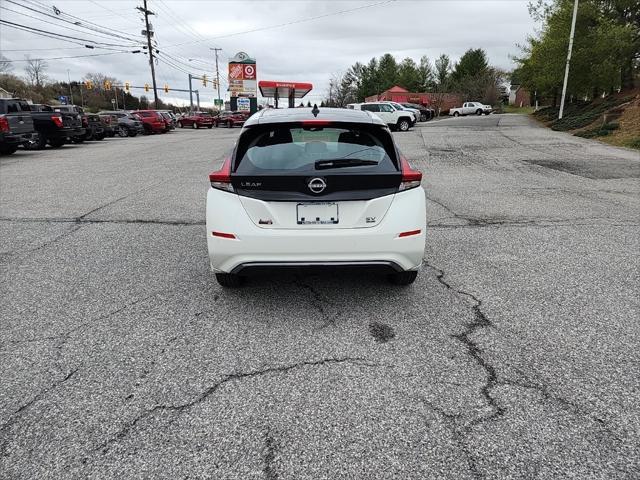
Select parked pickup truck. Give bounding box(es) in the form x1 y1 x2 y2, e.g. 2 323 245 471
449 102 492 116
27 104 85 149
52 105 98 142
0 98 35 155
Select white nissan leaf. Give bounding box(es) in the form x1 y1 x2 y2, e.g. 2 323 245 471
206 106 426 287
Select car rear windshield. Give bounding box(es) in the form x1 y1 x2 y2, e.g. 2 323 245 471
235 125 398 175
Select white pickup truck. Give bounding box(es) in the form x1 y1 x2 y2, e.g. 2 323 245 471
449 102 492 116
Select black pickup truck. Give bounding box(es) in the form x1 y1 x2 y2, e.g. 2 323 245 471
53 105 104 142
0 98 35 155
27 104 85 149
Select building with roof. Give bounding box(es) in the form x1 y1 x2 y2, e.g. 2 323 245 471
364 85 463 114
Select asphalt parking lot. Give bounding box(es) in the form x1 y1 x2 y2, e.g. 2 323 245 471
1 115 639 479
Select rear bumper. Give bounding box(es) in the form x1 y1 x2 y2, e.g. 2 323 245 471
206 189 426 274
0 132 33 144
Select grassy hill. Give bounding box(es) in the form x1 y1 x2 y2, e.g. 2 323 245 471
532 91 640 150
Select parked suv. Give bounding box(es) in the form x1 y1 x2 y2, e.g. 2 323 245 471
131 110 166 134
179 111 213 129
346 102 414 131
206 106 426 287
98 111 144 137
401 103 435 122
0 98 35 155
213 110 250 128
381 102 419 124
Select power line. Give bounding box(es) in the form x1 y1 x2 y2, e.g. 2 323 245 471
4 51 138 62
24 0 140 40
0 3 140 46
0 19 138 48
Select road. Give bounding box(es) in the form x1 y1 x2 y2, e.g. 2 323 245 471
1 115 639 479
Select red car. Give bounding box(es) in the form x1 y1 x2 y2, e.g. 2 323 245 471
178 112 213 129
130 110 166 134
213 110 250 128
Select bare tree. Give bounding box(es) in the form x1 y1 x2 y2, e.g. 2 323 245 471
0 54 13 75
24 56 48 87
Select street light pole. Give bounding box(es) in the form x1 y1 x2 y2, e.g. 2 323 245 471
67 69 74 105
559 0 579 120
211 47 222 108
188 74 194 111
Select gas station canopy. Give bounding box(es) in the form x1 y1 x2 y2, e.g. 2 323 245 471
258 81 313 108
258 81 313 99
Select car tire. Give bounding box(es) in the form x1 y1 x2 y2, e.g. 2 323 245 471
420 112 428 122
397 119 410 132
71 137 84 144
453 112 460 117
117 126 128 137
0 144 18 155
207 125 212 129
215 273 244 288
387 270 418 286
95 133 105 140
25 135 46 150
48 137 65 148
476 109 483 115
128 129 137 137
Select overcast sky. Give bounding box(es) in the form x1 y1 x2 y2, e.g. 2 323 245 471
0 0 537 107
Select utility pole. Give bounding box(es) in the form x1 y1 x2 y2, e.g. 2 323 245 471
559 0 579 120
114 87 119 110
188 74 194 111
138 0 159 109
195 90 200 111
211 47 222 108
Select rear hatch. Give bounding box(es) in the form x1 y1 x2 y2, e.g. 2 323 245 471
230 122 402 229
2 100 34 134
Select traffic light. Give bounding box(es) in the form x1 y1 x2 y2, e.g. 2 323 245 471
212 79 217 89
144 83 150 92
103 80 112 90
202 74 207 86
164 84 169 93
85 80 93 90
125 82 130 93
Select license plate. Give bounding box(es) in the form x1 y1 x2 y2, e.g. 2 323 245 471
296 202 338 225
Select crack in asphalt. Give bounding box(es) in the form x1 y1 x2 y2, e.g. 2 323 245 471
93 357 378 455
296 278 341 329
0 368 78 453
415 396 480 478
2 291 161 351
263 428 279 480
423 262 629 477
0 216 205 227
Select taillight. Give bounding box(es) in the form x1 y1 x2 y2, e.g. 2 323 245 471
51 115 64 128
209 157 234 192
399 154 422 191
0 116 9 133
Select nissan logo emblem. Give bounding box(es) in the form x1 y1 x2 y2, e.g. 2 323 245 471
308 177 327 194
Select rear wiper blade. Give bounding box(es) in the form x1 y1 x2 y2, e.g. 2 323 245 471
315 158 379 169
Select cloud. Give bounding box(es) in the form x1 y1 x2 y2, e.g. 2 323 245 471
0 0 535 105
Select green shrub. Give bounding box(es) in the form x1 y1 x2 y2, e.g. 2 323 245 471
602 122 619 131
626 137 640 149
